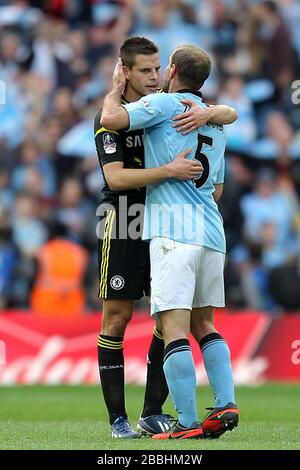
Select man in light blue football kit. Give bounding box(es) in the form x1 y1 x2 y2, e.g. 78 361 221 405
101 45 239 440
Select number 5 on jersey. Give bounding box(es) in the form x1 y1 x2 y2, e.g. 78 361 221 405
193 134 212 188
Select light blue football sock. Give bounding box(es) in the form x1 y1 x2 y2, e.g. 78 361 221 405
200 333 235 407
163 339 198 427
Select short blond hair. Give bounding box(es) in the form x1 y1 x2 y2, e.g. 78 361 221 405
171 45 211 89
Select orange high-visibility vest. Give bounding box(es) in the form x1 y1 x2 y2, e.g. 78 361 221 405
31 239 88 316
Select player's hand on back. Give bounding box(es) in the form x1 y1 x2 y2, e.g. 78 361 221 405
168 148 203 180
173 99 212 135
112 58 127 93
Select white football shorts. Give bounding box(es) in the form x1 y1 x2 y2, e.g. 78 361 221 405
150 237 225 317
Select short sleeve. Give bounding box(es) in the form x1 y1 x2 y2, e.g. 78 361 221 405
124 94 167 131
94 111 124 166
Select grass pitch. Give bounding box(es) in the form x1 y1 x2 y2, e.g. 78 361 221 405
0 383 299 450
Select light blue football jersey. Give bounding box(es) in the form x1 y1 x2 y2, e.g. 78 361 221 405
124 90 226 253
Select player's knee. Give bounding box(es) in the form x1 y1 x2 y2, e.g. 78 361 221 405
163 330 189 345
102 309 132 337
192 318 216 342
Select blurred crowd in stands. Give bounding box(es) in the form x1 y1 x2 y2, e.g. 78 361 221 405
1 0 300 314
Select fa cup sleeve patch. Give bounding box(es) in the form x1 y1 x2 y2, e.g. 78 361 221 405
103 133 117 154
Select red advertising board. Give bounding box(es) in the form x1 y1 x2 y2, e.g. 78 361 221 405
0 310 274 385
255 316 300 381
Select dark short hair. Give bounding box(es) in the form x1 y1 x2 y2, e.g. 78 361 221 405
120 36 159 69
171 45 212 90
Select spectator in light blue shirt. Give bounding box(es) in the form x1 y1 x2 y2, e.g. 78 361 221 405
240 168 296 248
218 75 256 152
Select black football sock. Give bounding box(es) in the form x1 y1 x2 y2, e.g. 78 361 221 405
98 334 127 425
141 328 169 418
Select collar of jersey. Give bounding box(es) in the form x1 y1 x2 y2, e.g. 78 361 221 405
176 89 202 98
121 95 129 105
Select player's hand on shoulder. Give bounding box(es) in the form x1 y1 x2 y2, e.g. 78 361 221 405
168 148 203 180
173 99 211 135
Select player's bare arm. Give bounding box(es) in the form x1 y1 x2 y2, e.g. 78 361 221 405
173 99 238 134
101 59 131 130
213 183 224 202
103 149 204 191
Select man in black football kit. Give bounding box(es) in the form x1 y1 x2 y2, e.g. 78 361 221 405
94 37 237 438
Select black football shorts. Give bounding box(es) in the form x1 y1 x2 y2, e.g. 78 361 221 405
98 209 150 300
